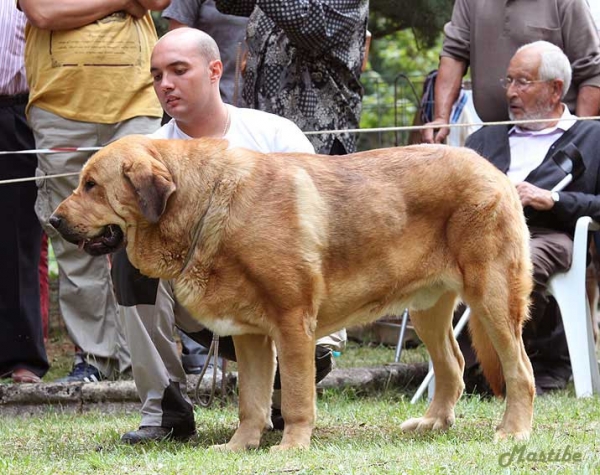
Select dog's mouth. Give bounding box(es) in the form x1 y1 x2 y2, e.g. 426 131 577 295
80 224 125 256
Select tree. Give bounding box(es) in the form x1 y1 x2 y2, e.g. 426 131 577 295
359 5 450 151
369 0 454 47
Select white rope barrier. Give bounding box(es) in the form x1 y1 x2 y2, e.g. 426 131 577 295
0 146 102 156
0 172 79 186
1 114 599 186
302 114 600 135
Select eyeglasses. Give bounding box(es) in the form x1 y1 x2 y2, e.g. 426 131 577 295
499 77 550 90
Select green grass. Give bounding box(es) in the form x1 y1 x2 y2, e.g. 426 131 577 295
1 388 598 474
1 338 598 475
3 337 598 473
336 340 429 369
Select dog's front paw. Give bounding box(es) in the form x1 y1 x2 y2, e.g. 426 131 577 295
214 422 264 451
269 441 310 452
494 427 530 442
400 415 454 433
210 440 260 452
210 443 229 452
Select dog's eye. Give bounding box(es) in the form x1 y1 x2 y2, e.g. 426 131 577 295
84 180 96 191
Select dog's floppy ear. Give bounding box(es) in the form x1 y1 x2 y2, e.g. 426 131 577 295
122 150 176 224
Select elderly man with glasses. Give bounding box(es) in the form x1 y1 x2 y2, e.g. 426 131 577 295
422 0 600 145
461 41 600 395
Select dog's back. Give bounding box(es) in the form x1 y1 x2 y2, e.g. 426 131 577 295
231 144 530 339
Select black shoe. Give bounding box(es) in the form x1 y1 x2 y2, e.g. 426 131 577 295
268 345 334 431
121 426 196 444
534 369 571 396
272 345 334 390
55 362 103 383
315 345 334 384
270 407 285 431
462 364 494 397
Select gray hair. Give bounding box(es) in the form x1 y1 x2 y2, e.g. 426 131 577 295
517 41 572 98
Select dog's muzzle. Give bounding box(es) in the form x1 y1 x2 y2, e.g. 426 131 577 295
49 214 125 256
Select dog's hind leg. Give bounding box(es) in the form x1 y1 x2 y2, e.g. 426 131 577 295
271 309 317 451
466 275 535 441
214 333 276 451
400 291 465 433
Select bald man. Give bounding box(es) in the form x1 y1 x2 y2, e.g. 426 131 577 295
112 28 329 444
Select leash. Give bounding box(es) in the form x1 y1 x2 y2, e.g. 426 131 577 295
194 333 227 408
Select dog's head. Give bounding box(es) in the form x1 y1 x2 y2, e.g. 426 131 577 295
50 135 176 256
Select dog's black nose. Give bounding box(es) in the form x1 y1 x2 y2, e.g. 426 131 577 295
49 214 62 230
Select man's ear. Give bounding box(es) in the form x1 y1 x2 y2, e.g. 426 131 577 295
208 59 223 83
122 152 176 224
552 78 565 102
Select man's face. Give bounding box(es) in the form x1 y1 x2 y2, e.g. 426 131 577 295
150 40 215 121
505 49 558 130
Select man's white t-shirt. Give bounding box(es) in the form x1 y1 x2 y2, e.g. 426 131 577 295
147 105 345 350
150 104 315 154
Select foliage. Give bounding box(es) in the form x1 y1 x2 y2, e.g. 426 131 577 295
369 0 454 46
150 1 455 43
151 11 168 37
47 241 58 279
359 29 443 151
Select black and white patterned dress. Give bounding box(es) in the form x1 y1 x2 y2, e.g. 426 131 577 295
216 0 369 154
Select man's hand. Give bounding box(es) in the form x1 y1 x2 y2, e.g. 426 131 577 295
19 0 155 30
515 182 554 210
421 57 467 144
421 118 451 144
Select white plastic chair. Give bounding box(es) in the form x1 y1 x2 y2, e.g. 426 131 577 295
547 216 600 397
411 216 600 403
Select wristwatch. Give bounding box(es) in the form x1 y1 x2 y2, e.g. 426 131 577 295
551 191 560 203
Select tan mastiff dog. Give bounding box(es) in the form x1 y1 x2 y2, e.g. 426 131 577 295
50 135 535 451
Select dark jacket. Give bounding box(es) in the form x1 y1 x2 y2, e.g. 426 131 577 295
465 120 600 234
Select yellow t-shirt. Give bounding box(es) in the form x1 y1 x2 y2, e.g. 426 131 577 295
24 11 162 123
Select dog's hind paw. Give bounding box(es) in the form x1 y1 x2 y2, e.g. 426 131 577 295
400 415 454 433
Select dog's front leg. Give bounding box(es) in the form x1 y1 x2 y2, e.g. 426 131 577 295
271 313 317 451
215 333 276 451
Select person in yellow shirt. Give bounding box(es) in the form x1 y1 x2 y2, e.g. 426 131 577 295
19 0 170 382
